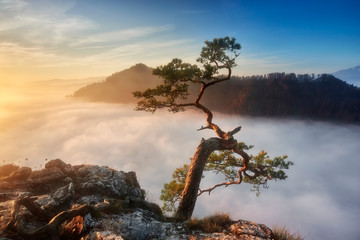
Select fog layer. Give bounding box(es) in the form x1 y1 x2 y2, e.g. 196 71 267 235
1 82 359 240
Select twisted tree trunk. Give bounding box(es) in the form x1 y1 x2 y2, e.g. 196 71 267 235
133 37 243 221
175 137 237 220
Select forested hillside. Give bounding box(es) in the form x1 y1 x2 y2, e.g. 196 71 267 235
200 73 360 122
72 64 360 123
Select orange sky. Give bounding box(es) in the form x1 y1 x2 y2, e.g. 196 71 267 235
1 1 359 83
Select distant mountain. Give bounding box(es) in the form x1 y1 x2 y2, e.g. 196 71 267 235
333 65 360 86
72 64 360 123
72 64 162 103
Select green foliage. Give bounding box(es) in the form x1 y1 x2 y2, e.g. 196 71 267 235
187 212 232 233
197 37 241 70
160 164 189 213
133 37 242 113
204 142 253 182
205 142 291 196
133 58 199 113
160 143 293 214
272 225 305 240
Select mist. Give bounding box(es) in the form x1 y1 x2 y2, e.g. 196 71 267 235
1 81 360 240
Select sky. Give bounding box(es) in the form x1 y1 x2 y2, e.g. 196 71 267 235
0 0 359 82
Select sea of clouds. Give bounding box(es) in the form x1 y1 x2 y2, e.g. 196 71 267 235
1 81 359 240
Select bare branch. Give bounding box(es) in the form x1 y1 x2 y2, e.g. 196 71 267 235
191 80 206 85
177 103 196 108
198 181 237 196
197 125 212 131
197 168 269 196
229 126 242 136
197 142 253 196
198 165 246 196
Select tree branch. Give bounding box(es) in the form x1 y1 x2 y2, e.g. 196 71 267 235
177 103 196 108
198 164 245 196
206 66 231 87
197 142 252 196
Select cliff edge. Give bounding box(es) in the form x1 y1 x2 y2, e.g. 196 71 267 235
0 159 274 240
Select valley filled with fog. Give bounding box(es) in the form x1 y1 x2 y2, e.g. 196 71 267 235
1 81 360 240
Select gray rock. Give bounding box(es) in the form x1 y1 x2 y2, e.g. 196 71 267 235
87 209 187 240
45 159 77 178
28 166 68 193
85 209 274 240
0 161 275 240
53 182 74 201
75 165 144 200
229 220 274 239
27 159 78 194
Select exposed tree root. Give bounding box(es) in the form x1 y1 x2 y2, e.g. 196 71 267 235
5 197 109 240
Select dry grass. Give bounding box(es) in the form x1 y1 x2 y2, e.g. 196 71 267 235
187 212 232 233
272 225 305 240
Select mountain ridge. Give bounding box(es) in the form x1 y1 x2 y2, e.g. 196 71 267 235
71 64 360 123
333 65 360 86
72 63 161 103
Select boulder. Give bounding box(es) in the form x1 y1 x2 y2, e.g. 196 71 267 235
0 167 32 190
0 164 19 178
45 159 76 178
2 167 32 182
27 166 68 193
27 159 77 193
229 220 274 240
75 165 144 200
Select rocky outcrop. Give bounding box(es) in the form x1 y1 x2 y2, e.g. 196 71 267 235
0 159 274 240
